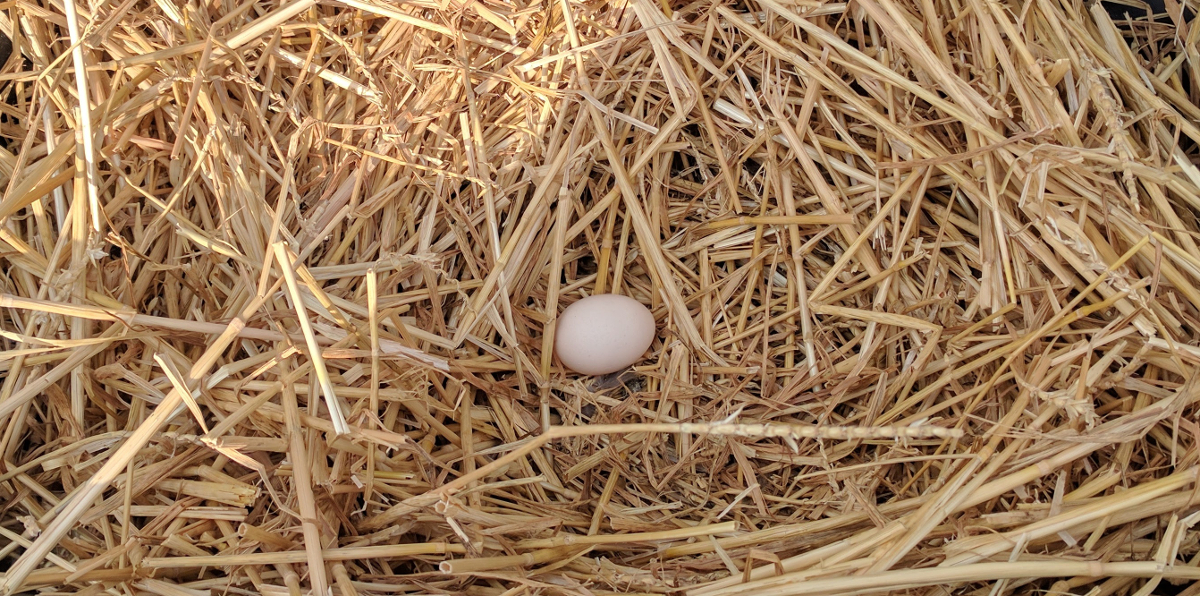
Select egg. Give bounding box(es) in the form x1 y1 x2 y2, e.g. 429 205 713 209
553 294 657 376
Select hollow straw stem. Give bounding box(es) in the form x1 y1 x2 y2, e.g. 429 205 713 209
439 546 581 574
272 242 350 436
514 521 738 550
61 0 100 234
141 543 467 568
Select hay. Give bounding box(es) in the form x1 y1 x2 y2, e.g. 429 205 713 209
0 0 1198 593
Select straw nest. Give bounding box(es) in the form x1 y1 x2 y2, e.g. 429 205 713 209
0 0 1198 594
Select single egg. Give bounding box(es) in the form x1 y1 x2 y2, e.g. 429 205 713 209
554 294 657 376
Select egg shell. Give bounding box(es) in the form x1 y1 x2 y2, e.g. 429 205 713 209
553 294 657 376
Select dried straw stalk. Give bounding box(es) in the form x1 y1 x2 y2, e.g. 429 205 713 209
0 0 1198 594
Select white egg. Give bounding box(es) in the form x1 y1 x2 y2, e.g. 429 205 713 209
553 294 657 376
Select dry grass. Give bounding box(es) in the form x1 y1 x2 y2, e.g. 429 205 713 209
0 0 1198 594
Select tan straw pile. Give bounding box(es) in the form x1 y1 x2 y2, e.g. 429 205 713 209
0 0 1198 594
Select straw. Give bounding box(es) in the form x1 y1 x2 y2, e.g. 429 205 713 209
0 0 1198 594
